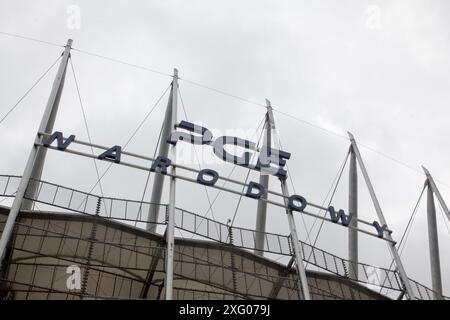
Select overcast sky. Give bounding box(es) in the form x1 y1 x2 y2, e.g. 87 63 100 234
0 0 449 297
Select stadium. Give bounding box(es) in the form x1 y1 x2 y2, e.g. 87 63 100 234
0 39 448 301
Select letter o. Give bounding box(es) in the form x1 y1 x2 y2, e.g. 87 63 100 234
197 169 219 186
288 195 307 212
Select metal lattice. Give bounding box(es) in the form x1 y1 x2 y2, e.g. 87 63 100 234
0 174 446 300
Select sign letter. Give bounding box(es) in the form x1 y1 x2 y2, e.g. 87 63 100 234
288 194 307 212
98 145 121 163
151 156 172 174
167 120 213 146
256 146 291 178
245 181 266 199
43 131 75 151
197 169 219 186
213 136 256 166
328 206 352 226
372 221 387 238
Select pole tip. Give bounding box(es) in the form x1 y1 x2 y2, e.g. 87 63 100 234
347 131 355 140
421 166 430 175
66 39 73 47
173 68 178 77
265 99 273 112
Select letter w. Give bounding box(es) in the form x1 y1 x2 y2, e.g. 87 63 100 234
328 206 352 226
43 131 75 151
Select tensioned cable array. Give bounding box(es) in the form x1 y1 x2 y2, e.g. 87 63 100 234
0 55 62 125
69 57 108 204
76 84 171 200
193 115 266 225
1 31 449 190
178 87 220 226
0 31 63 48
3 34 450 276
1 30 449 301
438 204 450 236
378 185 426 297
304 149 350 269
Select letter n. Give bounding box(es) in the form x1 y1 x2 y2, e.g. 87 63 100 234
43 131 75 151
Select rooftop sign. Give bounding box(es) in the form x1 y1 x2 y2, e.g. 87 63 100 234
41 126 389 240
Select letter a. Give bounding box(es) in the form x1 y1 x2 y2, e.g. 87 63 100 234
98 145 121 163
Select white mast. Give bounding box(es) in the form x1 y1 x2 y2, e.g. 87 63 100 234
262 99 311 299
348 132 415 299
348 146 358 280
0 39 73 267
254 99 273 256
423 166 450 223
164 69 178 300
423 167 444 299
147 69 178 233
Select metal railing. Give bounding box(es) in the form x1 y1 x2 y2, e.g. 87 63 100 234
174 207 293 255
0 174 446 300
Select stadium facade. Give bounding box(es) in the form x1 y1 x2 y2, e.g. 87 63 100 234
0 39 448 300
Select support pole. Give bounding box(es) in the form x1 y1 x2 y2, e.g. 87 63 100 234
0 39 73 268
22 41 73 210
164 69 178 300
348 146 358 280
425 179 443 299
147 75 176 233
347 132 415 299
254 99 273 256
280 180 311 300
256 98 309 299
422 166 450 224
